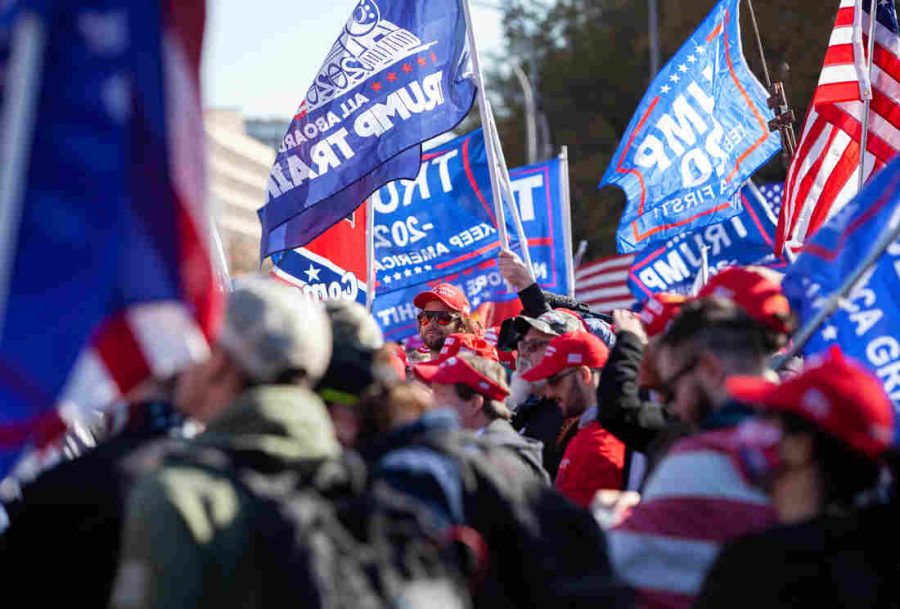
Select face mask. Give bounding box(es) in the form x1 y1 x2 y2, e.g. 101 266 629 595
733 418 784 490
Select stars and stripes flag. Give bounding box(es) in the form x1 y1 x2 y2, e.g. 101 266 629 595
777 0 900 254
0 0 221 479
575 254 637 313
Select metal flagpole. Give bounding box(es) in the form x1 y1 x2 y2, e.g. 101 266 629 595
0 12 46 340
461 0 509 249
365 202 376 312
484 102 534 273
858 0 879 192
559 146 576 298
698 245 710 289
774 207 900 369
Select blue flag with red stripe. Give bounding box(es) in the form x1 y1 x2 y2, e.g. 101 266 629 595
259 0 476 258
0 0 219 479
600 0 781 253
783 155 900 431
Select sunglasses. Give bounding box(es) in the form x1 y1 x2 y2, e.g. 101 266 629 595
417 310 460 326
657 357 700 403
518 338 550 355
546 368 578 388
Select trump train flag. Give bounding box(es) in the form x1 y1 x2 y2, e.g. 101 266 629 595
0 1 220 479
783 154 900 425
600 0 781 254
258 0 476 258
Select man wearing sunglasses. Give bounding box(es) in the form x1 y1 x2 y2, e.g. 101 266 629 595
522 332 625 508
413 283 477 358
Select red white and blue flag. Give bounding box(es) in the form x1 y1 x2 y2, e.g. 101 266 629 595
0 0 221 478
777 0 900 254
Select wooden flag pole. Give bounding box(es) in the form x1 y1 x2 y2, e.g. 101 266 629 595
365 202 376 312
461 0 509 249
858 0 879 192
0 12 46 340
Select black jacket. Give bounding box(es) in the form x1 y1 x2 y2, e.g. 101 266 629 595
695 502 900 609
597 331 672 453
0 401 179 607
512 395 567 478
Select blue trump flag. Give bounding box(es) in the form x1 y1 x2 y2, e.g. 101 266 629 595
629 183 787 299
372 153 572 342
259 0 476 258
600 0 781 254
0 1 220 479
782 157 900 427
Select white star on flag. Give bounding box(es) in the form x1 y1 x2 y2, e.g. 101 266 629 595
383 276 392 284
661 84 671 94
393 272 402 280
404 269 413 277
303 264 321 282
695 44 705 54
688 54 697 63
678 64 688 73
670 74 680 83
821 325 839 341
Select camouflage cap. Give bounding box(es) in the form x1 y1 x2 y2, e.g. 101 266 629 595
219 277 332 384
513 309 586 338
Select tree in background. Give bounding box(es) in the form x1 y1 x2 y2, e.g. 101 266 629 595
491 0 839 258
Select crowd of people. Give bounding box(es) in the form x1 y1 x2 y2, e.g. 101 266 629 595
0 249 897 608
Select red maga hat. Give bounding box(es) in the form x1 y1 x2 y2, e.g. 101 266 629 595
698 266 792 334
727 348 894 460
639 293 687 338
521 332 610 382
413 283 471 315
413 333 498 381
418 355 509 401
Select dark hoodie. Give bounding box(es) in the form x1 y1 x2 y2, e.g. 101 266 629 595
480 418 551 484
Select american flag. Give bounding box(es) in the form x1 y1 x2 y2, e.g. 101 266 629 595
777 0 900 254
574 254 636 313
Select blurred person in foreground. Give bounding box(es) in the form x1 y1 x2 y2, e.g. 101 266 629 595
417 351 549 483
110 278 338 609
696 349 898 608
606 298 778 609
414 283 480 359
522 332 625 507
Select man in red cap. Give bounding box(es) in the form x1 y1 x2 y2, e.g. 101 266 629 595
413 283 479 358
523 332 625 507
411 333 498 381
697 348 897 608
417 352 549 483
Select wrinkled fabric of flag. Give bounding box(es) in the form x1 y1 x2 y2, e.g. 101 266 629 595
600 0 781 254
259 0 476 259
629 183 787 299
372 152 573 342
783 156 900 432
0 0 219 479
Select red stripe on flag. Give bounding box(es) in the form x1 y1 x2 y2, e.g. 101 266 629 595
94 313 152 393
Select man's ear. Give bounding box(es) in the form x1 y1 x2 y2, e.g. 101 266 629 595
577 365 593 385
471 394 485 415
697 350 726 384
781 432 815 468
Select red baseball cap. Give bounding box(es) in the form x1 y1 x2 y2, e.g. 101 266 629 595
698 266 792 334
521 332 610 382
639 293 687 338
727 348 895 460
420 354 510 401
413 333 498 381
413 283 471 315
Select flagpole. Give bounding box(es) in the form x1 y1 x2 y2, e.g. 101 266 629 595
774 210 900 369
559 146 576 298
0 13 46 341
484 102 534 272
365 202 376 312
858 0 879 192
461 0 509 249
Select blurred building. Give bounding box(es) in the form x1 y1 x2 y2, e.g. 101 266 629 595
245 117 289 151
205 109 276 275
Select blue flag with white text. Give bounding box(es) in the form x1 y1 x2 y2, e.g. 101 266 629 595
600 0 781 254
259 0 476 258
782 157 900 430
629 183 787 298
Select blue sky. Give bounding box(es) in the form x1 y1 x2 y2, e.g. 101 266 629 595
202 0 505 119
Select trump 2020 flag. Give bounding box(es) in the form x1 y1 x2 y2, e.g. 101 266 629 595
0 1 221 479
259 0 476 259
782 155 900 424
600 0 781 253
271 205 368 305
